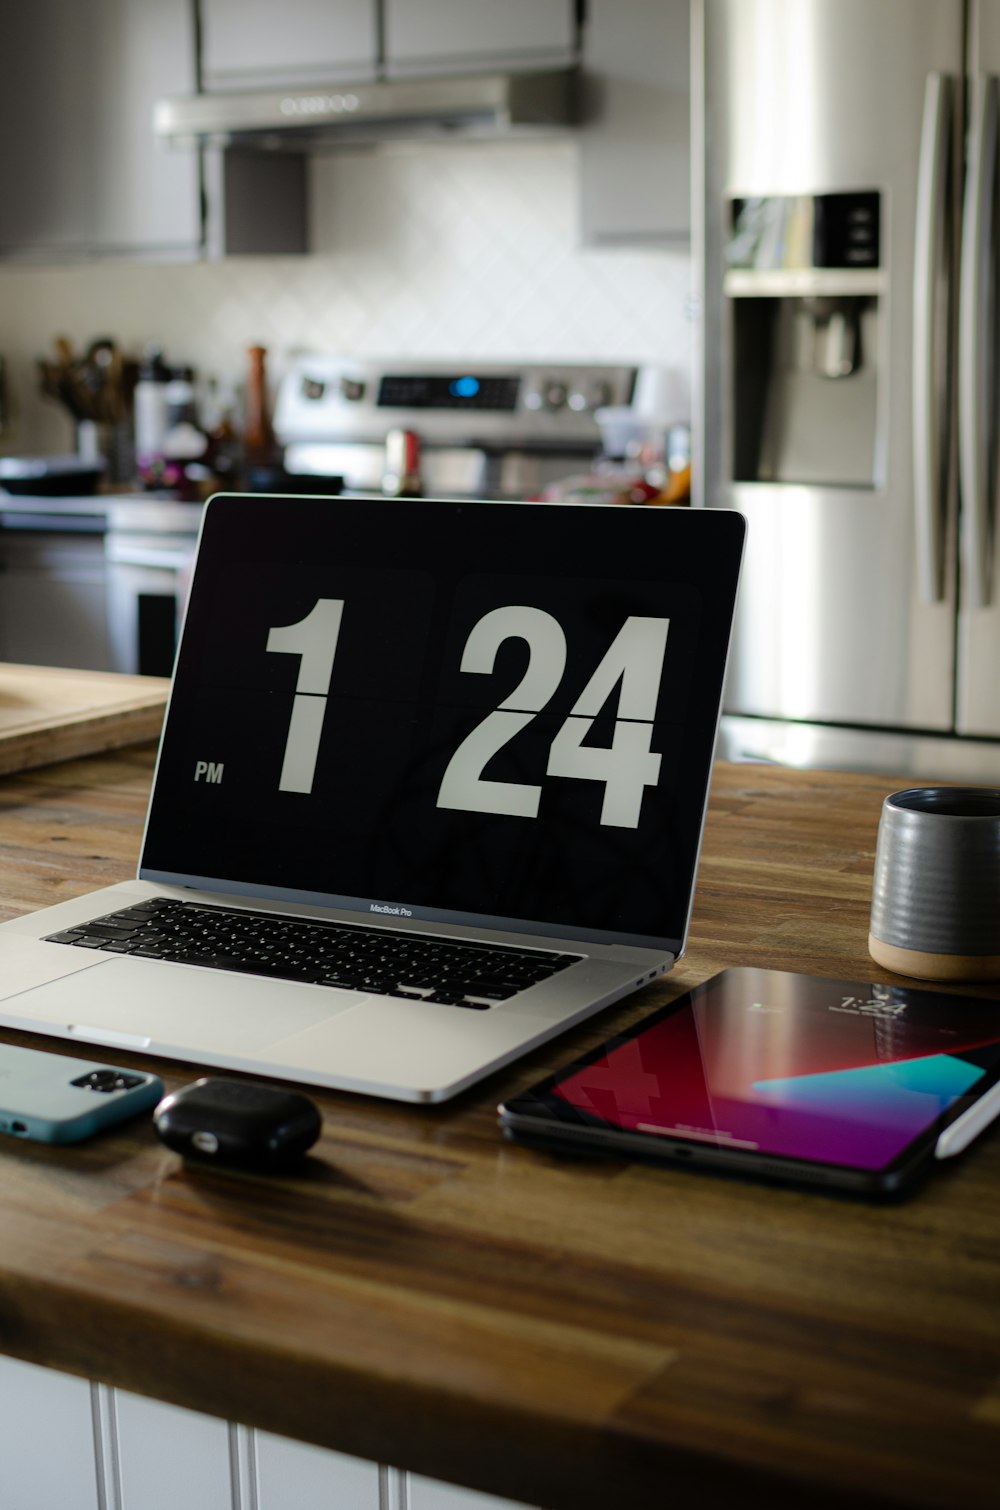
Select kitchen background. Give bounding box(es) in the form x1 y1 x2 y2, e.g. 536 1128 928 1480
0 0 695 688
6 0 1000 783
1 138 693 458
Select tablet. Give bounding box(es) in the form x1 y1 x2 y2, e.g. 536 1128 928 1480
498 968 1000 1195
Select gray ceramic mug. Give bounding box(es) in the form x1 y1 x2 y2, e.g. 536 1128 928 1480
869 786 1000 980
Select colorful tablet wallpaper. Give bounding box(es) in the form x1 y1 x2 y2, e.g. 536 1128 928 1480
551 970 1000 1169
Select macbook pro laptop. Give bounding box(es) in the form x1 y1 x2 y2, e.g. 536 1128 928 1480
0 495 745 1102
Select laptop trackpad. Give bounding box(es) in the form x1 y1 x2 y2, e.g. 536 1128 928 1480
6 957 356 1053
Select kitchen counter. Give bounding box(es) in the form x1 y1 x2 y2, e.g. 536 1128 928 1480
0 751 998 1510
0 490 204 535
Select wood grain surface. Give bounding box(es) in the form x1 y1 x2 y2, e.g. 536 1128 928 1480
0 749 998 1510
0 663 169 775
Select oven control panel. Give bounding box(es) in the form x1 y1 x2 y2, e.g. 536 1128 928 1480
274 358 638 445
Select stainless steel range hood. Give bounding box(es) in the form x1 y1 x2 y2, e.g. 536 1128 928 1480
154 67 579 149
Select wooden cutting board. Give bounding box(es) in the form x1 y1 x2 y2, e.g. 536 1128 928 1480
0 662 169 776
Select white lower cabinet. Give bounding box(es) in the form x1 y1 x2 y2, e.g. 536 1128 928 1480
0 1354 99 1510
110 1391 233 1510
0 1354 536 1510
253 1427 382 1508
407 1475 535 1510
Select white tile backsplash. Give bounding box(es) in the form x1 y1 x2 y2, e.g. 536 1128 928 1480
0 138 692 454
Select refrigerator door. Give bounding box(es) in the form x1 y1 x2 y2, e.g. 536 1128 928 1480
696 0 962 732
956 1 1000 736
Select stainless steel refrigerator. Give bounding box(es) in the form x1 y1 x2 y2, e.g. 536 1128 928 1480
694 0 1000 779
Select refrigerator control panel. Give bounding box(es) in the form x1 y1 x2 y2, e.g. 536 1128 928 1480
728 191 881 271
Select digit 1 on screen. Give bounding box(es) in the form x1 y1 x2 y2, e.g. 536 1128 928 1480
266 599 344 793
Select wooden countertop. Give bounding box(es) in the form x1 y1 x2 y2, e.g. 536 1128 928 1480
0 750 997 1510
0 663 169 776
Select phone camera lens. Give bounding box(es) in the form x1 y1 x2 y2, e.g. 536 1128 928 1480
71 1069 141 1093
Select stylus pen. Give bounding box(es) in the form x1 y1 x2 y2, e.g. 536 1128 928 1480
935 1081 1000 1159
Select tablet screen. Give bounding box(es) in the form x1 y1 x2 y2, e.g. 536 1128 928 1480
540 969 1000 1173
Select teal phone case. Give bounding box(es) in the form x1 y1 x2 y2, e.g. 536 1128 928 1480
0 1044 163 1144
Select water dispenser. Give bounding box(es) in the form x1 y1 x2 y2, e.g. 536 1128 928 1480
726 191 882 490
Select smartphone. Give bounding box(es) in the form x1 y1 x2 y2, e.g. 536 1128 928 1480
0 1044 163 1144
499 968 1000 1196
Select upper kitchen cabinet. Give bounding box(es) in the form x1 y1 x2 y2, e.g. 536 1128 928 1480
0 0 201 261
578 0 690 247
198 0 578 87
382 0 579 77
0 0 306 262
200 0 378 91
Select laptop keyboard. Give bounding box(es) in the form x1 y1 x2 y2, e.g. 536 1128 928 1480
44 898 581 1011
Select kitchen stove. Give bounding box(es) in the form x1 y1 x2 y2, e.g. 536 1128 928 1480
273 355 639 498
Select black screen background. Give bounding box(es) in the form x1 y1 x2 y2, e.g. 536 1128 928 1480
140 496 744 945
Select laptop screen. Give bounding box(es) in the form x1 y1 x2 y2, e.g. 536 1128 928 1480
140 496 744 950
